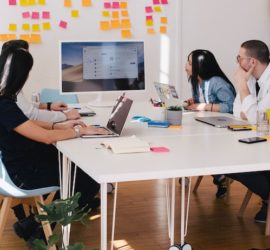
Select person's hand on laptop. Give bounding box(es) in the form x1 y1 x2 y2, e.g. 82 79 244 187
81 125 110 136
51 101 68 111
53 120 87 130
64 109 81 120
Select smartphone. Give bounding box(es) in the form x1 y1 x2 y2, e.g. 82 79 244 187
238 137 267 144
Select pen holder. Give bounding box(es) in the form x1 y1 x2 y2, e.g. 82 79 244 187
165 107 183 125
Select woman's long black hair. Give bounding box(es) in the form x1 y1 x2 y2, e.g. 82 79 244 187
188 49 236 98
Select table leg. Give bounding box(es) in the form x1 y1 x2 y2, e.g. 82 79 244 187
170 178 175 245
101 182 108 250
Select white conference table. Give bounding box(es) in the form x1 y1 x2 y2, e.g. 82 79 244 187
56 102 270 250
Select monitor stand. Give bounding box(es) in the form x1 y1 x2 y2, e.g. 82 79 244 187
87 93 116 108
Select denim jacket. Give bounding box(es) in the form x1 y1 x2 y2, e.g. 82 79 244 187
193 76 235 113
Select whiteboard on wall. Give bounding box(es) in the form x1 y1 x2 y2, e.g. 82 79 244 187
0 0 182 102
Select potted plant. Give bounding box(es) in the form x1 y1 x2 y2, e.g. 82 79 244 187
165 105 183 125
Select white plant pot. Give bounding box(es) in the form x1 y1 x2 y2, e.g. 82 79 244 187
165 109 182 125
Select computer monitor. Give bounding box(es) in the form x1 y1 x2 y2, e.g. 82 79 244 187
60 41 145 94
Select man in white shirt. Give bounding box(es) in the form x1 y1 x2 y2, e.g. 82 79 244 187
229 40 270 223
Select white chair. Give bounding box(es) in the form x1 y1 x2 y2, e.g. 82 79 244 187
0 153 59 249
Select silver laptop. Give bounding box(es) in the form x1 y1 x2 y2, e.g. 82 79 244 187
195 116 250 128
81 95 133 138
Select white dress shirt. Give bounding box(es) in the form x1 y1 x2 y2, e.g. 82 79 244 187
233 63 270 124
17 91 66 123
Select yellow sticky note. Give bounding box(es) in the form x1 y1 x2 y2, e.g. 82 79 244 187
169 125 182 129
42 22 51 30
111 20 121 29
71 10 79 17
120 1 128 9
146 20 154 26
121 10 128 17
19 0 28 6
121 19 131 29
160 17 167 24
121 29 132 38
160 26 167 34
100 21 110 31
147 28 155 34
38 0 46 5
32 24 40 32
20 34 30 42
9 24 17 32
82 0 91 6
22 23 30 31
30 34 41 43
112 11 119 19
64 0 72 7
29 0 36 5
154 6 162 12
102 11 110 17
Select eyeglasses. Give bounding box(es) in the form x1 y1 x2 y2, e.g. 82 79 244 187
236 55 251 63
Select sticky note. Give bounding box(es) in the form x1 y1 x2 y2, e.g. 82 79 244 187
22 11 30 18
160 17 167 24
169 125 181 129
42 22 51 30
147 28 155 34
82 0 91 7
104 2 111 8
121 11 128 17
20 34 30 42
32 24 40 32
8 34 17 40
42 11 50 19
263 135 270 141
154 6 162 12
121 30 132 39
161 0 168 4
71 10 79 17
121 19 131 28
120 1 127 9
160 26 167 33
146 15 153 20
112 11 119 19
29 0 36 5
146 20 154 26
59 20 68 29
112 1 120 9
9 24 17 32
64 0 72 7
22 23 30 31
32 12 40 19
150 147 170 153
19 0 28 6
100 21 110 31
9 0 17 5
102 11 110 17
30 34 41 43
111 20 121 29
145 6 153 13
153 0 160 4
38 0 46 5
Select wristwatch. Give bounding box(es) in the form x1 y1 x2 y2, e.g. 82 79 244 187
73 125 81 138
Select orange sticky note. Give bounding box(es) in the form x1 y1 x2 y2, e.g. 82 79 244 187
121 19 131 29
38 0 46 5
20 34 30 42
82 0 91 6
120 1 127 9
30 34 41 43
9 24 17 31
22 23 30 31
121 10 128 17
160 26 167 34
0 34 9 41
147 28 155 34
160 17 167 24
111 20 121 29
71 10 79 17
64 0 72 7
112 11 119 19
154 6 162 12
100 21 110 31
121 29 132 38
8 34 17 40
42 22 51 30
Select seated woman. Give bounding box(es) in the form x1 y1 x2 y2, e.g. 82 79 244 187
0 47 109 243
184 49 236 198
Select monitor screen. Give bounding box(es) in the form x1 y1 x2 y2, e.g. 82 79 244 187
60 41 145 94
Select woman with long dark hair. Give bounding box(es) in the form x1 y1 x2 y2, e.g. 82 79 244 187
185 49 236 113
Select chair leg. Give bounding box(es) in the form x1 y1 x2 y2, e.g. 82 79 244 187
238 189 253 218
193 176 203 193
34 196 56 250
265 195 270 235
0 197 13 241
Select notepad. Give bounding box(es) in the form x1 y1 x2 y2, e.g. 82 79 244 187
101 136 150 154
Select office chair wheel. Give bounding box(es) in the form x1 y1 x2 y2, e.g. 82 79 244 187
169 245 181 250
169 243 192 250
178 177 190 187
107 183 115 194
182 243 192 250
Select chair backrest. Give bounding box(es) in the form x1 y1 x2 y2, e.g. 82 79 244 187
40 88 79 104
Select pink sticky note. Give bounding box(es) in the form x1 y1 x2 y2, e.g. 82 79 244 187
9 0 17 5
145 6 153 13
161 0 168 4
112 1 120 8
146 15 153 20
42 11 50 19
150 147 170 153
32 12 40 19
22 11 30 18
104 2 111 8
59 20 67 29
153 0 160 4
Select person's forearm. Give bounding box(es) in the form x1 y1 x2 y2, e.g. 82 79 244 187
39 102 48 110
